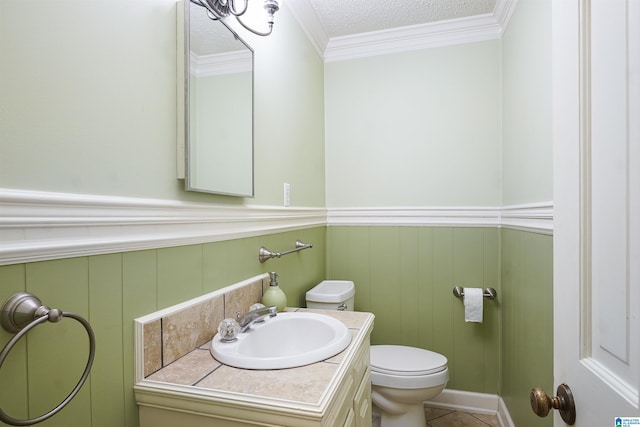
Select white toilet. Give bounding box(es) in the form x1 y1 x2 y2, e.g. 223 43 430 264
306 281 449 427
370 345 448 427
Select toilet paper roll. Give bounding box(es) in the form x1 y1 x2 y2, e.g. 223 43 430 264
464 288 483 323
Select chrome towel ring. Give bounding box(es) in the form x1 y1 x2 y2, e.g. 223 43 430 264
0 292 96 426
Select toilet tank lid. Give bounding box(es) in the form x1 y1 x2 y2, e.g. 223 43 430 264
370 345 448 376
306 280 355 303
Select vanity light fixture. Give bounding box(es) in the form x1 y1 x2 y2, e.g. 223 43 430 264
191 0 281 36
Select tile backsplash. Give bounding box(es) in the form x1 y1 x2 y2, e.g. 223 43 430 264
161 296 224 366
136 273 269 378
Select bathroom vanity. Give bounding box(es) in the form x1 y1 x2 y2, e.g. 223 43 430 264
133 275 374 427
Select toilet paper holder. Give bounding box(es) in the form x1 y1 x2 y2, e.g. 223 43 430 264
453 286 497 299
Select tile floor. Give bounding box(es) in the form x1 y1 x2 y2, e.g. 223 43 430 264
373 406 501 427
424 406 500 427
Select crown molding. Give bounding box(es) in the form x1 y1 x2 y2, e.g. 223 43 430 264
0 189 551 266
324 13 501 62
284 1 328 59
493 0 519 34
288 0 518 63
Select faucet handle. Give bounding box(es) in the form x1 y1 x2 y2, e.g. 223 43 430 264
218 318 241 342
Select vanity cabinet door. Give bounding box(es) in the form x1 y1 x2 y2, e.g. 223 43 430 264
354 370 371 427
342 407 355 427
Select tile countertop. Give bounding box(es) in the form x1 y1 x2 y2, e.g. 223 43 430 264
140 308 374 408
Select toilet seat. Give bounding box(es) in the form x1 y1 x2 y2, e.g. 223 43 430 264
371 345 447 375
370 345 449 389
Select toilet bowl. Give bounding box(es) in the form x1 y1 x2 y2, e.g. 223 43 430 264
306 282 448 427
370 345 448 427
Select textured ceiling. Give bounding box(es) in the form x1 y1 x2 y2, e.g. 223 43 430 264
305 0 498 38
190 3 247 56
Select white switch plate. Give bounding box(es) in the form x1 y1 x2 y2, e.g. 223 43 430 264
284 183 291 207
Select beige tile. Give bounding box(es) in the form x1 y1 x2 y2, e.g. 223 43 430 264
162 295 224 365
261 276 270 295
424 406 454 421
147 348 221 385
429 411 495 427
469 412 500 427
143 320 162 377
196 362 338 404
225 278 263 319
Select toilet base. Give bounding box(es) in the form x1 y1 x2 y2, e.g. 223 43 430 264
374 403 425 427
372 411 381 427
371 383 446 427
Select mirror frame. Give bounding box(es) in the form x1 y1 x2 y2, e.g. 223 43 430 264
178 0 255 197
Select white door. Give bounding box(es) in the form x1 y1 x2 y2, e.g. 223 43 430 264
551 0 640 425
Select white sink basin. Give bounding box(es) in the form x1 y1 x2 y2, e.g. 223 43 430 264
210 312 351 370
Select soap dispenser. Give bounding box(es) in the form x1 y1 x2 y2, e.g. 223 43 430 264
262 272 287 312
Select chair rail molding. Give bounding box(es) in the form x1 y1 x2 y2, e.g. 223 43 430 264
0 189 326 266
0 189 552 265
327 202 553 234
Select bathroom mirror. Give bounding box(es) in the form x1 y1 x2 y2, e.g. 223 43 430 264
181 1 254 197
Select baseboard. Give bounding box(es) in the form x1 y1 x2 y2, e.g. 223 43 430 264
424 389 514 426
497 397 516 427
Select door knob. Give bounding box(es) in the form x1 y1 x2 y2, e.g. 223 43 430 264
530 383 576 425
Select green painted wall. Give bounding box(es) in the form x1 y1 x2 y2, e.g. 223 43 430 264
1 0 555 424
0 225 553 426
324 41 502 208
326 225 554 414
501 0 553 205
327 226 501 393
0 227 326 427
0 1 325 207
501 229 553 426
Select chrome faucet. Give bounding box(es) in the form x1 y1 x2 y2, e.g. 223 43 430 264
237 305 277 333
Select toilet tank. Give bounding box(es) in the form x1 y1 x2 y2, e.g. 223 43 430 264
306 280 355 311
